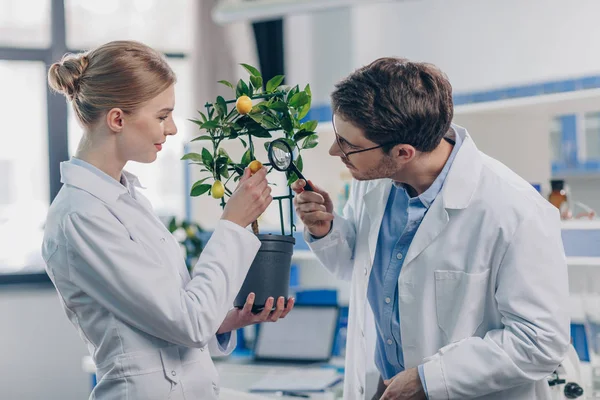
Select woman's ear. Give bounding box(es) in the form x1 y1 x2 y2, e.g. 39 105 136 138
106 108 125 133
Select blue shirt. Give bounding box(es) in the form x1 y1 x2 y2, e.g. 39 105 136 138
367 130 462 396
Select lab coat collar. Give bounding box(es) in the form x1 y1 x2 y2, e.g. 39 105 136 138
60 160 144 204
441 124 482 210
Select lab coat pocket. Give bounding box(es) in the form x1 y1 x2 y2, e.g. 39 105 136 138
434 269 490 343
97 348 184 400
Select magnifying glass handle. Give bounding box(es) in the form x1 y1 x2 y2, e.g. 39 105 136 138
291 164 313 191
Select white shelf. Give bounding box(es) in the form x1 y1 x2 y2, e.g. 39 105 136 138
568 257 600 267
562 219 600 230
292 250 318 261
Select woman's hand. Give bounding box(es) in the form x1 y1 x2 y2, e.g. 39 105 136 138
217 293 295 334
222 167 272 228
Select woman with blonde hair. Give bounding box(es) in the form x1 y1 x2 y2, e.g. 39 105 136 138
42 40 293 399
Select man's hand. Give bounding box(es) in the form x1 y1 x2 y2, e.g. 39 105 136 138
216 293 295 334
380 368 426 400
291 179 334 238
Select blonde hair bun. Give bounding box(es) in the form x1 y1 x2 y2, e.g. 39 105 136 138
48 54 89 100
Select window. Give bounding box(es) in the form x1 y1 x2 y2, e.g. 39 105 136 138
584 112 600 161
0 61 48 273
0 0 193 278
0 0 51 47
65 0 193 53
549 116 562 163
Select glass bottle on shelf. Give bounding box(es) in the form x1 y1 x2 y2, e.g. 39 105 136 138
548 179 572 219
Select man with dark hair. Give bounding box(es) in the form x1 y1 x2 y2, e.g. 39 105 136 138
293 57 569 399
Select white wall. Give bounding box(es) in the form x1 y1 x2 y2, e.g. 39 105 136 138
286 0 600 102
453 111 553 188
0 284 90 400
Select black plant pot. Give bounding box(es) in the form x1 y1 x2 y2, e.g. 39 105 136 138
234 234 295 313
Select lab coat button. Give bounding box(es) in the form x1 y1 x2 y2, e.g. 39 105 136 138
358 386 364 395
396 252 403 260
171 370 177 377
385 297 391 304
387 339 393 345
363 268 368 276
361 329 364 337
200 346 205 352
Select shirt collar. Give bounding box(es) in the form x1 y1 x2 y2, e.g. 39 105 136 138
60 158 144 203
392 126 462 208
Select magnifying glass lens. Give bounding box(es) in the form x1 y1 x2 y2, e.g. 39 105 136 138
272 143 292 170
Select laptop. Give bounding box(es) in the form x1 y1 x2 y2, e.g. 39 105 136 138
253 304 340 363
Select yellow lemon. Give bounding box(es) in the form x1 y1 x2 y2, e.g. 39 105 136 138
235 95 252 115
211 180 225 199
248 160 262 174
185 226 195 237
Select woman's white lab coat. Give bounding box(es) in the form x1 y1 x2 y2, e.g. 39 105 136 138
42 160 261 399
307 126 570 399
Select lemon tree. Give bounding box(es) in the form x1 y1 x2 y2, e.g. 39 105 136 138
182 63 319 207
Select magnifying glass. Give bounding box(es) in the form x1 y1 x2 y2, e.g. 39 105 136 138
268 139 314 191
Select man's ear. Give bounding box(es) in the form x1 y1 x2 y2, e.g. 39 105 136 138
106 108 125 133
392 143 417 163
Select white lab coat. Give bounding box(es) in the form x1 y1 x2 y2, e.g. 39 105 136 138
307 126 570 399
42 160 261 400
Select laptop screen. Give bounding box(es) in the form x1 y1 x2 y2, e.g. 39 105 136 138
253 305 339 362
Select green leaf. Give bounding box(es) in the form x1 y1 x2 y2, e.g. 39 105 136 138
198 111 208 122
250 113 278 130
298 104 311 121
287 173 299 186
233 165 245 175
287 85 299 101
302 134 319 149
191 135 213 142
189 119 204 127
201 148 214 170
249 113 264 124
289 92 310 109
261 114 279 129
249 126 272 138
282 138 296 149
268 101 288 112
168 217 177 233
228 129 239 139
293 129 314 142
216 96 227 117
241 63 261 77
219 164 230 179
201 120 219 130
218 80 234 90
263 141 272 152
181 152 203 162
217 148 231 162
250 75 263 91
280 114 293 133
304 84 311 97
236 79 249 97
241 149 252 166
215 156 230 169
190 183 211 197
240 138 247 148
301 120 318 132
193 176 211 186
266 75 285 93
296 154 303 173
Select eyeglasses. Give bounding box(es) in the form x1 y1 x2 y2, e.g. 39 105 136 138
332 115 398 158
